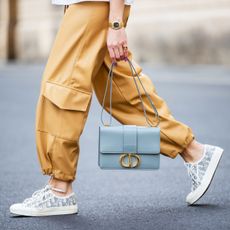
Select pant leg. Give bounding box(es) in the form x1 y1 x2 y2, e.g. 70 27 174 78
35 2 131 181
92 50 195 158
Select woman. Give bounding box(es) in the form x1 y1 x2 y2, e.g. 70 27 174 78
10 0 223 216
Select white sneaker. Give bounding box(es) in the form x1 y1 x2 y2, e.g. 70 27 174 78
10 184 78 216
184 144 224 205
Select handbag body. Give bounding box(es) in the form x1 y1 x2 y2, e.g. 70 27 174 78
98 58 161 170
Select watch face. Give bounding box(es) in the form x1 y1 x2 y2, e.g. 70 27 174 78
114 22 120 28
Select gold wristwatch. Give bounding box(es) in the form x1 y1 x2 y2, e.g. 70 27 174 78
109 20 124 30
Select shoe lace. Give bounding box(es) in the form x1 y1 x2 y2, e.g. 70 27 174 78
184 162 201 191
22 184 52 204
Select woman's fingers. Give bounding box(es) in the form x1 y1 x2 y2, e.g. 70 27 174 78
113 43 127 61
118 43 125 60
107 28 128 62
113 46 121 60
108 46 115 62
122 42 128 58
108 45 123 62
109 43 128 62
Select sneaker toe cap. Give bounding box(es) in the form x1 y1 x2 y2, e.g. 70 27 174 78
186 191 197 205
10 203 24 214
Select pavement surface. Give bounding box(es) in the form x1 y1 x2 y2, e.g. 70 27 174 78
0 62 230 230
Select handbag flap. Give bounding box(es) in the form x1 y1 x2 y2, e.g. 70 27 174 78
99 125 160 154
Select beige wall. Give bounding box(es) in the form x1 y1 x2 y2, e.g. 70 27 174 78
0 0 63 62
1 0 230 65
0 0 9 61
15 0 63 61
128 0 230 65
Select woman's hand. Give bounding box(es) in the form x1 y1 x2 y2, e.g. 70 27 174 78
107 27 128 63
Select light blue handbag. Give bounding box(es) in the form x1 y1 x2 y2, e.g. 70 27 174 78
98 58 161 170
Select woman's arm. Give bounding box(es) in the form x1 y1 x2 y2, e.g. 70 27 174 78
107 0 128 62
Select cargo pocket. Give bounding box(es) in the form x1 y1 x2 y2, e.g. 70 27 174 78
38 81 92 141
41 81 92 111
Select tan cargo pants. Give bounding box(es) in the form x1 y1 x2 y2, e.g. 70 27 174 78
35 2 195 182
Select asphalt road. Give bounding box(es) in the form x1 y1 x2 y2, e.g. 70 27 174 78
0 62 230 230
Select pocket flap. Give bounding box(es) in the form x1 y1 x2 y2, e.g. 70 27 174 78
42 81 92 111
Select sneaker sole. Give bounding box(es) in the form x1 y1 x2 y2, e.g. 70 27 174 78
186 146 224 205
10 205 78 216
